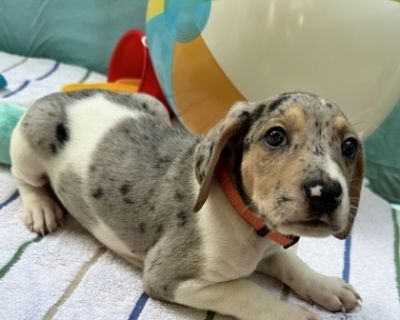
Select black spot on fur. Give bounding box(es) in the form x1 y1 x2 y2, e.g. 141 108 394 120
156 224 163 233
149 205 155 212
123 127 130 136
197 171 205 183
92 187 104 199
142 102 148 110
326 103 333 108
240 111 250 119
123 197 135 204
269 95 290 112
153 163 161 169
119 150 126 157
56 123 69 144
175 191 184 201
251 104 266 122
90 165 96 172
277 196 291 205
313 145 324 156
120 184 131 195
139 222 146 233
50 143 57 154
196 154 204 169
159 156 171 163
177 211 188 227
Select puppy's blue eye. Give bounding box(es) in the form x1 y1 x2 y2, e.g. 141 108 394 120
264 127 287 147
341 138 358 158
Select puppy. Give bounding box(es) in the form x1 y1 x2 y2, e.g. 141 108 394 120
10 90 364 320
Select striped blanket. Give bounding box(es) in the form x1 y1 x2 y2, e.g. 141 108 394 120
0 52 399 320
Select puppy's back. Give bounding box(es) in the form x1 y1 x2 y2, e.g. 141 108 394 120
17 90 201 257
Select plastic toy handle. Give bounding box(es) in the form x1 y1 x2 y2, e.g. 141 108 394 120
62 82 139 93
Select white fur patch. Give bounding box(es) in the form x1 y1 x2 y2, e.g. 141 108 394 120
310 185 323 197
45 94 143 183
90 220 142 263
324 155 349 220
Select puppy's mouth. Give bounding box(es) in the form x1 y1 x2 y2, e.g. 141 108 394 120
284 219 331 228
278 216 343 237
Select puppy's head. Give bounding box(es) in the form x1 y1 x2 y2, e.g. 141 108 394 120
194 92 364 239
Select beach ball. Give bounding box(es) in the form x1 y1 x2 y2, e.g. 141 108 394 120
146 0 400 136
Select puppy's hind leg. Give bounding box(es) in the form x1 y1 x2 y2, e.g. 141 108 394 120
10 124 63 234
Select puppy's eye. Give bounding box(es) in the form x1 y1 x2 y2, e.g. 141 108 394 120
341 138 358 158
264 127 287 147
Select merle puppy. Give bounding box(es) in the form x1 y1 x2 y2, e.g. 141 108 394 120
11 90 364 320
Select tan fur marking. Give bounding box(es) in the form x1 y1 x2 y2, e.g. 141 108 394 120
241 104 312 230
242 144 310 229
282 104 307 133
332 116 348 134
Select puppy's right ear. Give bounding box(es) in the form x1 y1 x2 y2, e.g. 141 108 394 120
193 102 254 212
334 148 365 239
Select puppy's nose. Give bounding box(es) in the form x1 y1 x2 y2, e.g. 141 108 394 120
304 180 342 213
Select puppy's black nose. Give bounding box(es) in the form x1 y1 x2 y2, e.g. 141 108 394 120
304 180 342 213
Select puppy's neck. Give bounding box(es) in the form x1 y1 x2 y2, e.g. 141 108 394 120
201 178 263 243
196 178 278 281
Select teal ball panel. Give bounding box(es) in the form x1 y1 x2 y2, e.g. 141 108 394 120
164 0 211 43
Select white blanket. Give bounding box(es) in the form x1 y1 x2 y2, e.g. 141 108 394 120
0 52 399 320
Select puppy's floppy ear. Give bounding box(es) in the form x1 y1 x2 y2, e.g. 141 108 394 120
335 149 365 239
193 101 254 212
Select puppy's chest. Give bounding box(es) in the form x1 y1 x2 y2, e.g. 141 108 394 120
198 182 279 281
200 216 278 281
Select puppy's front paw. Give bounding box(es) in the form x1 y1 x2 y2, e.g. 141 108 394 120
302 276 361 312
22 196 64 235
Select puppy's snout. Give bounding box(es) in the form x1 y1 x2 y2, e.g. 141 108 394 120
304 180 342 213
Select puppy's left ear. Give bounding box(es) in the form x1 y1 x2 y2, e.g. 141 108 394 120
193 101 254 212
335 149 365 239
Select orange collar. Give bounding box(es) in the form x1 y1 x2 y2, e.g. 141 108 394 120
215 161 299 249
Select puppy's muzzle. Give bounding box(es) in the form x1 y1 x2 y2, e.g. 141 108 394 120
304 180 343 214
